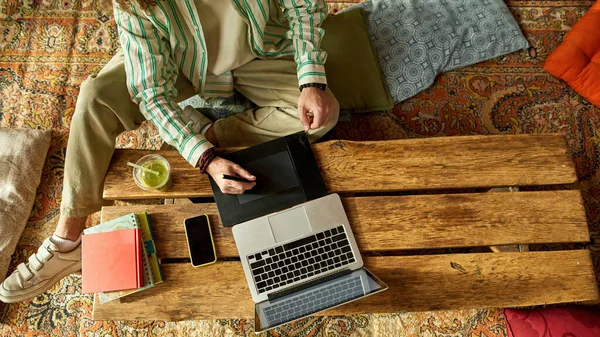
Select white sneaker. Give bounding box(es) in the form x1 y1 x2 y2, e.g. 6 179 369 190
0 238 81 303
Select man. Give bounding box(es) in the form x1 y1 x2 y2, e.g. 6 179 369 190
0 0 339 303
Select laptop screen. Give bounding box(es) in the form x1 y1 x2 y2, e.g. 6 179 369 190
254 268 387 333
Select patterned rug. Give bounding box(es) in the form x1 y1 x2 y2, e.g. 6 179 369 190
0 0 598 336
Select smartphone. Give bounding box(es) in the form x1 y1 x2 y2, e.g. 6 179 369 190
184 215 217 267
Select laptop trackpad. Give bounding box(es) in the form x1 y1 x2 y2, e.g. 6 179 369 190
269 207 312 243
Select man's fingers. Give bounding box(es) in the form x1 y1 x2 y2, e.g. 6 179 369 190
208 158 257 194
233 165 256 181
221 179 255 195
228 177 256 192
223 188 244 195
298 105 311 130
240 181 256 191
221 182 244 195
231 183 255 194
310 108 324 129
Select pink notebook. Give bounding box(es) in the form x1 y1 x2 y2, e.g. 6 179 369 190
82 228 143 294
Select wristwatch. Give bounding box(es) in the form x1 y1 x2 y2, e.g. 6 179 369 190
299 83 327 92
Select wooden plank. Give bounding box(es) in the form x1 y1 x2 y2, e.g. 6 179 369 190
103 134 576 200
92 250 599 321
101 190 589 259
346 190 589 252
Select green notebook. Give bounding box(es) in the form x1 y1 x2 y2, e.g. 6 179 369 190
136 212 163 284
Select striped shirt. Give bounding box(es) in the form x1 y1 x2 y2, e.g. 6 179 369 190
113 0 329 167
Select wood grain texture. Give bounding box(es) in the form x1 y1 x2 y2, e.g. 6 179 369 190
346 190 589 252
92 250 599 321
101 190 589 259
103 134 576 200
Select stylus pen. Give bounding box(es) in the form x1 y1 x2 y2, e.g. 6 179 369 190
222 174 252 183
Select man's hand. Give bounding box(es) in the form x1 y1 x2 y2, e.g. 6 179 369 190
298 87 336 130
206 156 256 194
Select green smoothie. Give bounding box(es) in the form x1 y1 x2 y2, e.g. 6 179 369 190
133 155 172 191
138 160 169 188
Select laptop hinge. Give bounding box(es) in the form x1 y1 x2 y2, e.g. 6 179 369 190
267 269 354 301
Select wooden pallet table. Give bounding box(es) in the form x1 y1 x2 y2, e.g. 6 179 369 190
93 134 598 321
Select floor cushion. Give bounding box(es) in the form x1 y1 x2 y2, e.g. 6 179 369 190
346 0 530 103
504 307 600 337
544 1 600 108
0 128 51 283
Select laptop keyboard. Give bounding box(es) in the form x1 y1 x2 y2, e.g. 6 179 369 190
263 275 363 325
248 225 356 294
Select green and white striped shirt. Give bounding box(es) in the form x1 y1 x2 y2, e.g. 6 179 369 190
113 0 329 167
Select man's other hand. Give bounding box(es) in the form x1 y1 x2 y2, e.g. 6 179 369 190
298 87 336 130
206 156 256 194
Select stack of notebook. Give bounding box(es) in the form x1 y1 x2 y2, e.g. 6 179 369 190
81 212 163 303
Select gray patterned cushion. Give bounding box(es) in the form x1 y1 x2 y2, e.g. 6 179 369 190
346 0 530 103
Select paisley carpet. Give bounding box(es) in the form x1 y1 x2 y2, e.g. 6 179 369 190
0 0 598 336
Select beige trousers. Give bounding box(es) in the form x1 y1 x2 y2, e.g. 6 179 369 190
61 50 339 218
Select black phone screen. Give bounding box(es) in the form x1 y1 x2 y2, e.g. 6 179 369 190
184 215 216 266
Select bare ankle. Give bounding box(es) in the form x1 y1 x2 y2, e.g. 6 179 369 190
55 216 87 241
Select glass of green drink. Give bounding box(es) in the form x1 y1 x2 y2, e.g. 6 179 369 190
132 154 172 191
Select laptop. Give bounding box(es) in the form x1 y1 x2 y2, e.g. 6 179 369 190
232 193 388 333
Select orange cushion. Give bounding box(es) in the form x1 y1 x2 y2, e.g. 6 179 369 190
544 1 600 107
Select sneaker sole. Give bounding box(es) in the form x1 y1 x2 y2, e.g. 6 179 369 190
0 262 82 303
